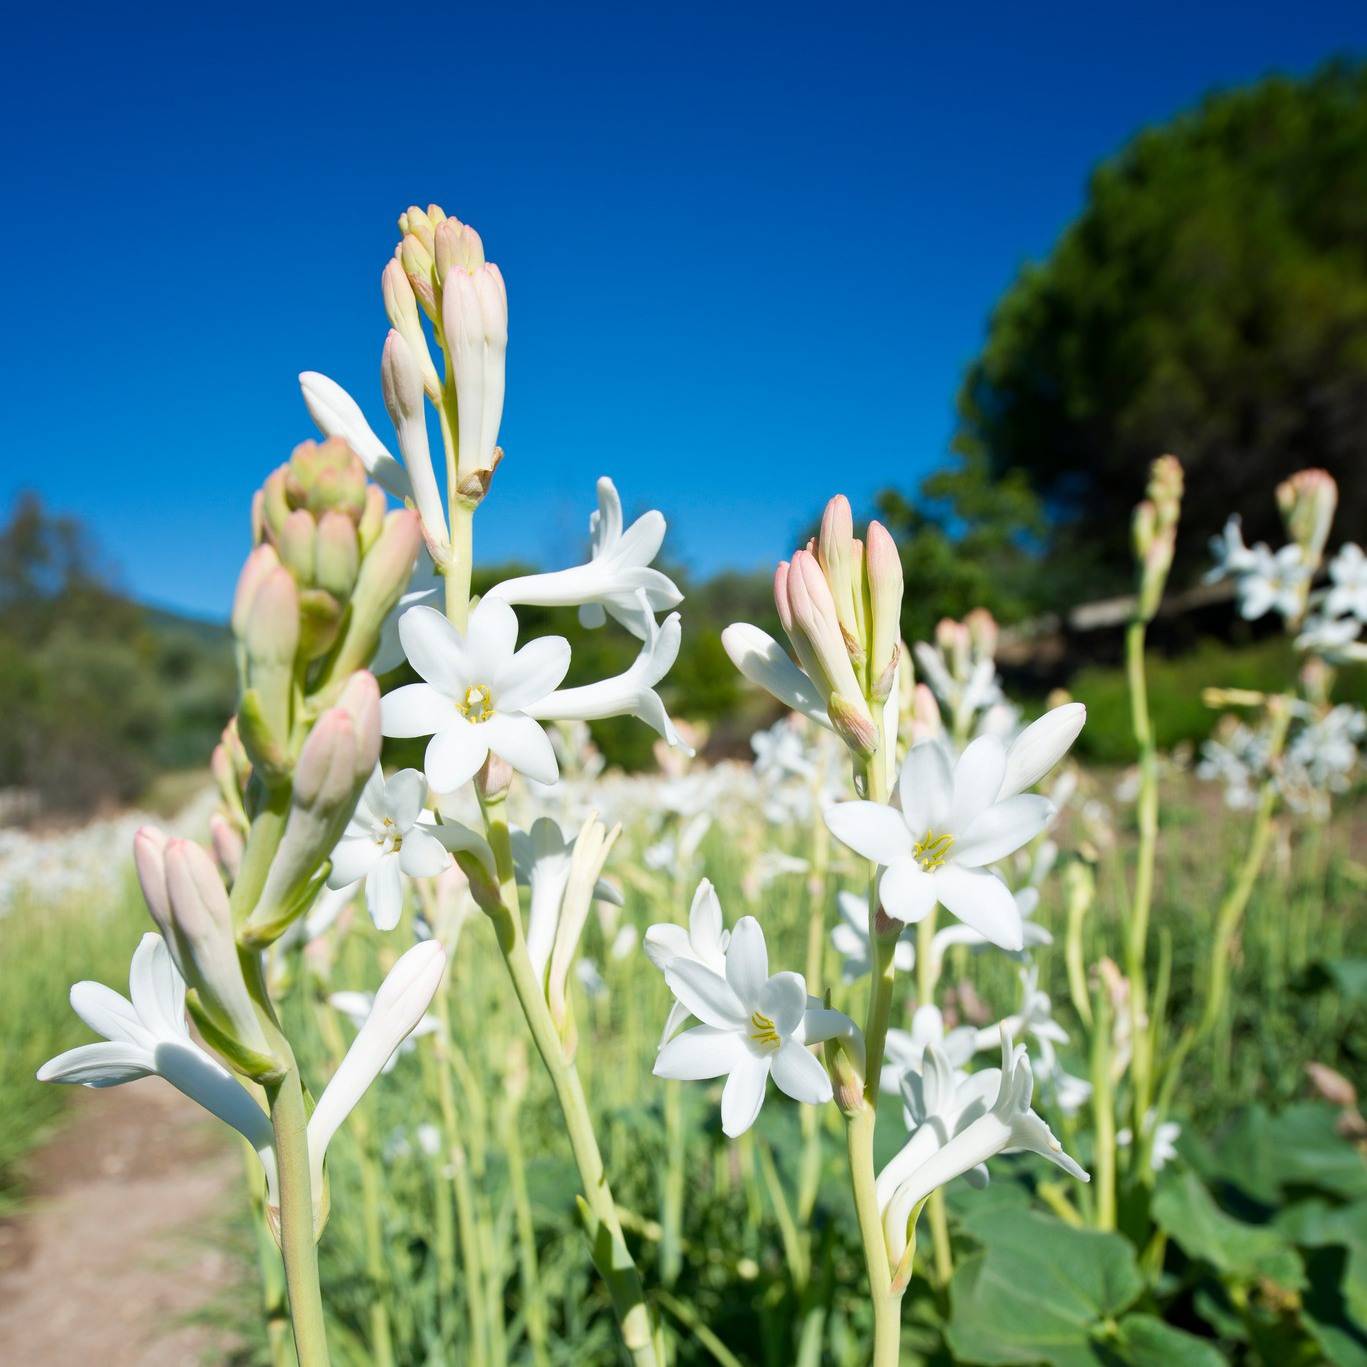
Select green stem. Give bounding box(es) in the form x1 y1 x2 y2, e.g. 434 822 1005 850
480 793 662 1366
268 1063 330 1367
661 1080 685 1286
504 1101 550 1367
1089 986 1117 1232
1124 617 1158 1151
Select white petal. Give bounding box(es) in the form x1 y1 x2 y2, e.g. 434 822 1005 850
898 742 954 835
954 795 1053 868
69 981 149 1049
725 916 768 1005
825 801 915 865
935 866 1024 951
770 1039 832 1104
465 597 519 677
483 713 559 785
950 735 1007 834
688 879 726 962
299 371 411 500
398 607 470 695
496 636 572 712
644 923 692 970
756 971 806 1038
127 933 186 1043
999 704 1086 799
155 1042 274 1150
381 683 455 739
398 826 452 879
37 1041 152 1087
424 722 490 793
328 837 381 889
383 768 427 831
878 858 938 924
800 1005 853 1045
664 960 748 1030
653 1025 746 1080
614 508 667 567
720 623 833 730
721 1054 770 1137
365 856 405 932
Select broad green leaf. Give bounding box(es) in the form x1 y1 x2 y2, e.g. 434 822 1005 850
946 1209 1144 1365
1153 1170 1305 1290
1116 1313 1226 1366
1195 1104 1367 1204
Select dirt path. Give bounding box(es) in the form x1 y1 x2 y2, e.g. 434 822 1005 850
0 1078 248 1364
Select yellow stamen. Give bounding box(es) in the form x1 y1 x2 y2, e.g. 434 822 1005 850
458 683 494 723
749 1010 780 1049
913 830 954 872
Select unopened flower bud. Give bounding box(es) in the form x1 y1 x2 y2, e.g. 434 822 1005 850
828 691 880 758
314 511 360 599
866 520 903 700
357 484 386 554
909 681 943 742
210 812 244 883
277 508 317 584
1276 468 1337 571
381 258 441 397
261 467 291 542
824 1026 868 1116
236 564 300 768
245 675 380 947
322 509 422 689
143 833 273 1066
433 216 485 282
284 438 368 522
400 235 439 322
817 495 860 645
398 205 437 254
442 257 508 483
964 607 998 662
381 329 449 556
231 544 282 640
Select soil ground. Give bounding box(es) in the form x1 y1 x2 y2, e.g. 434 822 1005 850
0 1078 247 1364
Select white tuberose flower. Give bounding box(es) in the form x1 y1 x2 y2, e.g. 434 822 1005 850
529 603 691 751
327 766 479 931
381 599 570 792
881 1030 1088 1264
486 478 682 639
38 934 277 1191
513 816 624 980
644 878 732 1044
328 985 440 1074
825 705 1084 950
1325 542 1367 621
653 913 852 1137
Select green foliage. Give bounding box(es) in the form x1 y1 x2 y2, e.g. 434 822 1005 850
1068 636 1367 762
0 494 236 813
955 60 1367 593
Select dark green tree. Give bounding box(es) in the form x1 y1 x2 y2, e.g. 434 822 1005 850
955 61 1367 595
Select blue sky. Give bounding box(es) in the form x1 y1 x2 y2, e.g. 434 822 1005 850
3 2 1363 617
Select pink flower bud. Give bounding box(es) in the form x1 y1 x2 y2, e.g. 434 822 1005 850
865 520 903 694
133 826 172 943
817 495 860 641
210 813 244 882
277 509 317 584
327 511 421 681
293 709 359 810
231 545 283 639
315 511 360 600
242 565 301 666
433 217 485 281
1276 468 1337 569
788 550 865 705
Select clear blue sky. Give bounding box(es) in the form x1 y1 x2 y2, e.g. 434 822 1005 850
3 2 1363 618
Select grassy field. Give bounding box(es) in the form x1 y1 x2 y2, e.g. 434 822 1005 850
5 759 1362 1363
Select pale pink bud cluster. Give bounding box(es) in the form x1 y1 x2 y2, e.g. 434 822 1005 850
1276 468 1338 571
244 673 383 946
1132 454 1184 621
773 495 905 757
134 828 271 1062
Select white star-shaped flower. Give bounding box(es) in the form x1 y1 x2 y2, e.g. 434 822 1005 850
327 766 482 930
381 599 570 792
486 478 682 639
652 912 853 1137
825 705 1084 950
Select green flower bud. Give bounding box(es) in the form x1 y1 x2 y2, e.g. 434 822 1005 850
357 484 386 555
277 508 317 584
284 438 368 522
314 511 360 599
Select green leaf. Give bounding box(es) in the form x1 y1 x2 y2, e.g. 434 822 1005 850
1115 1314 1226 1366
1195 1104 1367 1204
1279 1199 1367 1366
1152 1170 1305 1290
946 1209 1144 1365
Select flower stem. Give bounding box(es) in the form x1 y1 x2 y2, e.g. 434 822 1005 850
1123 616 1158 1155
479 793 663 1366
267 1062 331 1367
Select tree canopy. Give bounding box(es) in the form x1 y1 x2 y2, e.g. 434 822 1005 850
953 61 1367 595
